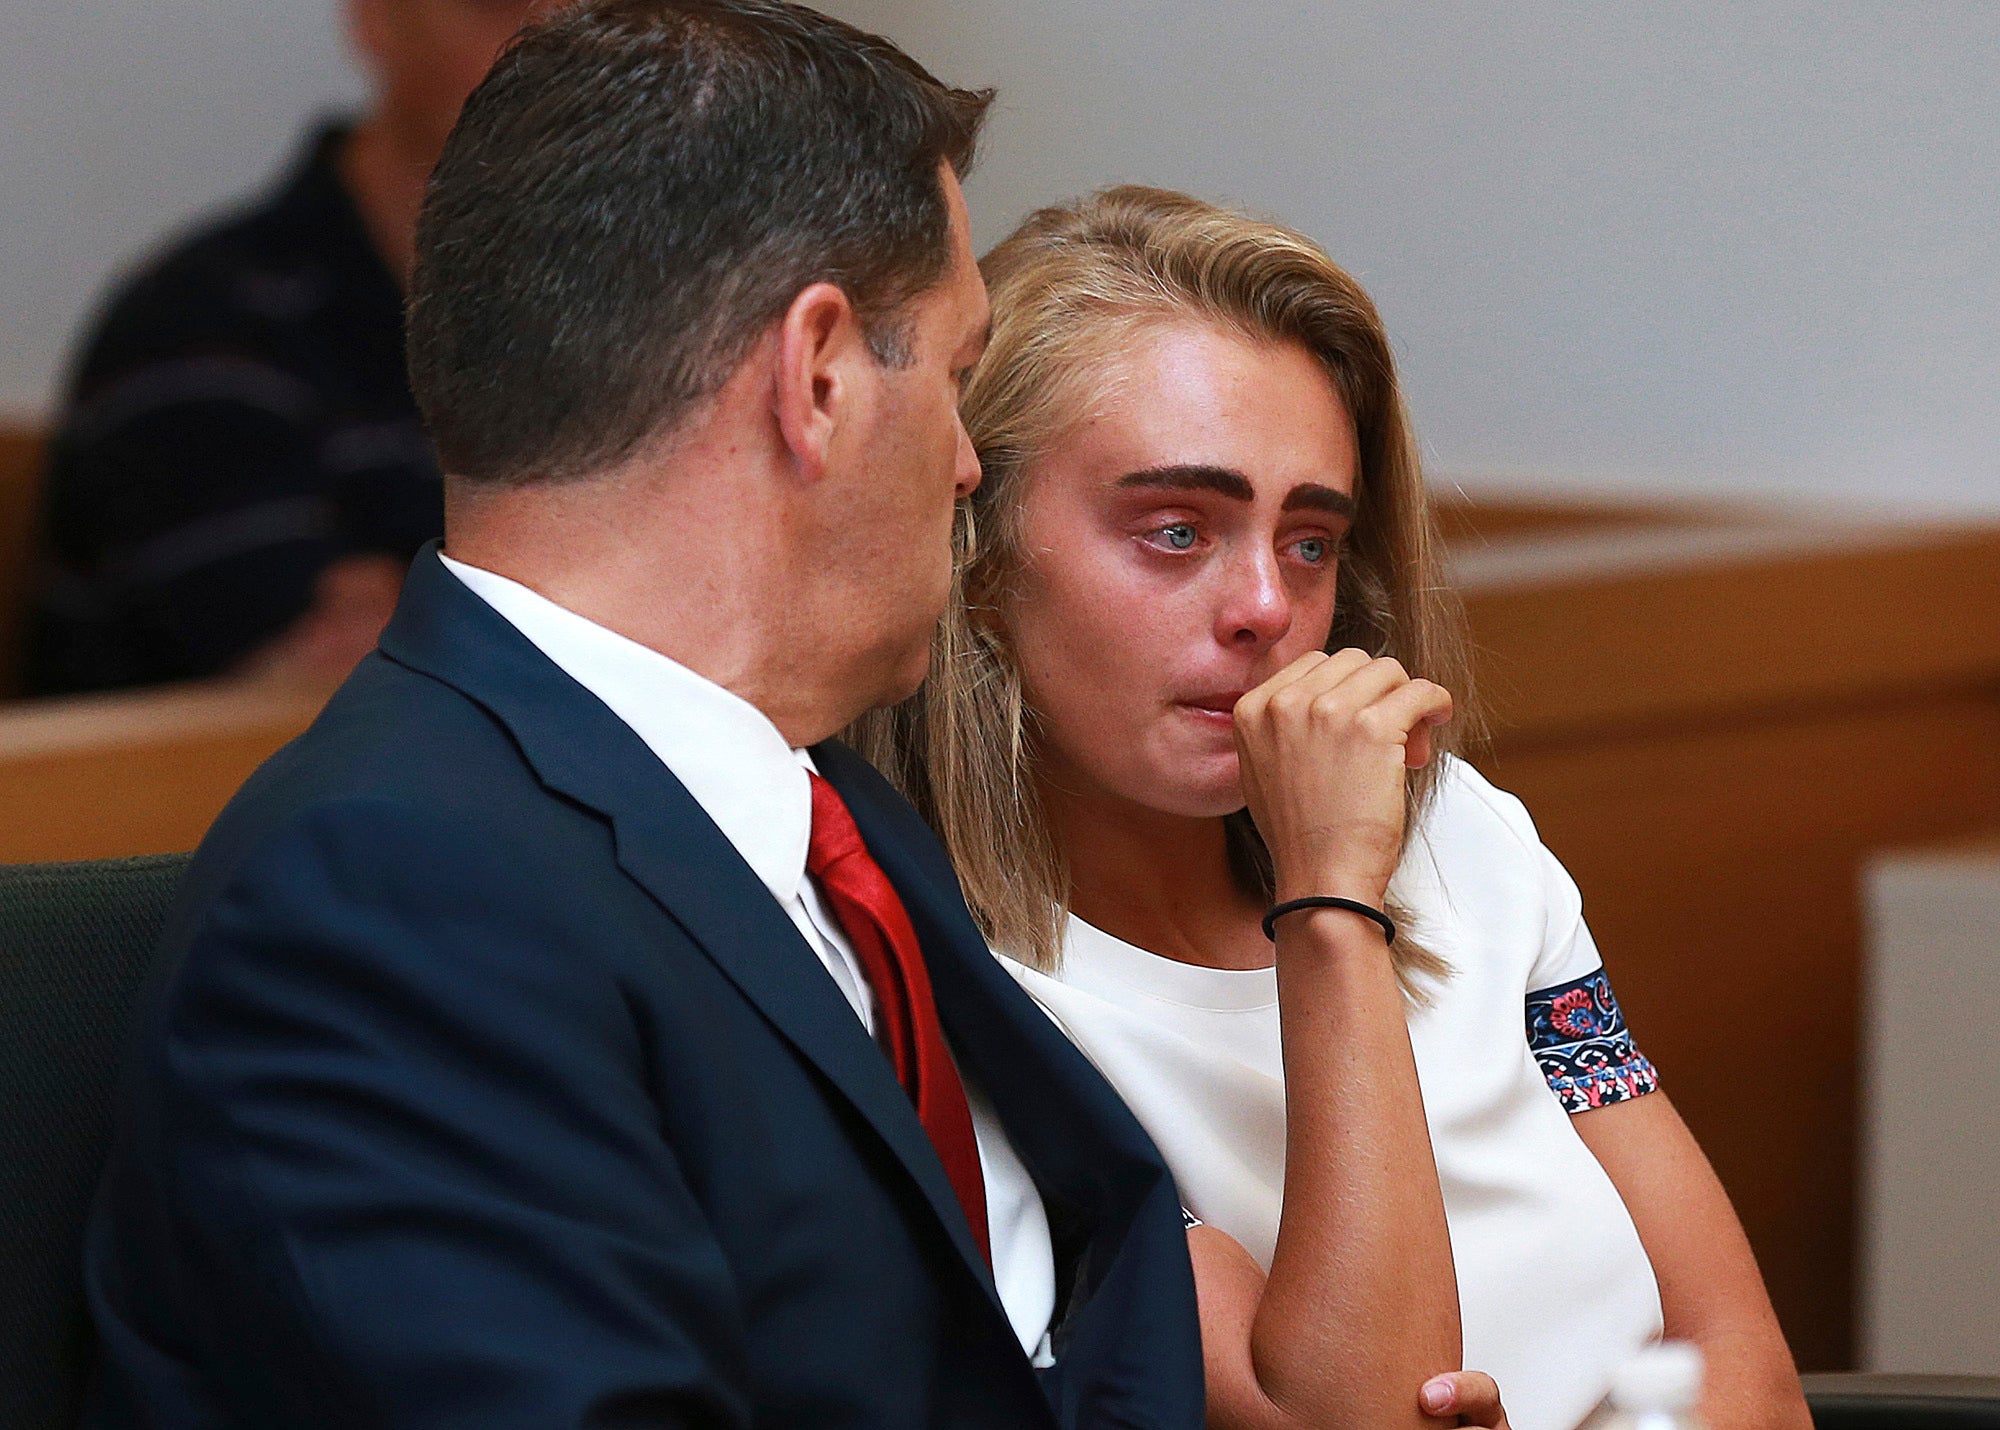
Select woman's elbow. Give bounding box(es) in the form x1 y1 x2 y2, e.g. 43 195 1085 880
1208 1357 1454 1430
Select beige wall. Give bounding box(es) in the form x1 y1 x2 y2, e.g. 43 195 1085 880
834 0 2000 517
0 0 361 417
3 1 1996 514
1863 849 2000 1374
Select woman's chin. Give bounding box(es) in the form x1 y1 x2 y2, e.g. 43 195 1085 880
1148 757 1247 820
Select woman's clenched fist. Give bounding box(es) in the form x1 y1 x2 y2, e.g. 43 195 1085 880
1232 649 1453 912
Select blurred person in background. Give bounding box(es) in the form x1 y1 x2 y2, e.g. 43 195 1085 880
22 1 548 696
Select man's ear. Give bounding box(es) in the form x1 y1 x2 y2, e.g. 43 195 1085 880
773 282 871 485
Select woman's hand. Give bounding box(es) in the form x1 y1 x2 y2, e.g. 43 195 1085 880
1200 647 1463 1430
1423 1371 1513 1430
1233 649 1454 908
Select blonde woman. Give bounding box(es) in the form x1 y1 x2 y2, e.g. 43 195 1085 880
854 187 1808 1430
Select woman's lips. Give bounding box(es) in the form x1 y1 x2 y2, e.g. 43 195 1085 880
1178 692 1248 724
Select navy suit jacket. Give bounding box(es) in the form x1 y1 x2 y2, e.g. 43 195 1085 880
83 547 1204 1428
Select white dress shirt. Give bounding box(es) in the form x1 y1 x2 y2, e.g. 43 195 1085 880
441 554 1056 1359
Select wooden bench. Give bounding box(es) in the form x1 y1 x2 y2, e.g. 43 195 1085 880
0 679 327 864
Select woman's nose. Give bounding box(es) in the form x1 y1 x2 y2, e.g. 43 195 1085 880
1218 548 1293 648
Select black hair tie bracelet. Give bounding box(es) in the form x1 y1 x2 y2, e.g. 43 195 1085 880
1262 896 1397 945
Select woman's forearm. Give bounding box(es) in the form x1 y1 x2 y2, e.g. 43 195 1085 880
1212 905 1461 1430
1215 651 1463 1429
1683 1320 1813 1430
1574 1097 1809 1430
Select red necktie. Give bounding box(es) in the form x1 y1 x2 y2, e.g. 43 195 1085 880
806 772 991 1268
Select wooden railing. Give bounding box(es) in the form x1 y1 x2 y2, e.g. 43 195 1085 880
4 488 1997 1370
0 424 44 696
0 678 328 863
1459 513 2000 1373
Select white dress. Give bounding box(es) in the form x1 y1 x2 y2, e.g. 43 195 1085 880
1002 758 1664 1430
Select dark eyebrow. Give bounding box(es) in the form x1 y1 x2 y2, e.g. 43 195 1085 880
1281 484 1357 518
1115 465 1256 501
1115 465 1357 519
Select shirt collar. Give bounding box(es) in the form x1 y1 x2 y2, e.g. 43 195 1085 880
439 553 812 903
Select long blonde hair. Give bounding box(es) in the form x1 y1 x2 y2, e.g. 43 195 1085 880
851 185 1474 993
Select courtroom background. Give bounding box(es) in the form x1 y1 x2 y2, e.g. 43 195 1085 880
5 1 1996 512
3 0 1997 1382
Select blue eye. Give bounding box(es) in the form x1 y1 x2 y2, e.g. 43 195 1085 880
1160 523 1197 550
1296 537 1329 563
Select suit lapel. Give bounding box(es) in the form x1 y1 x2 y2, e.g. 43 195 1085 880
814 744 1173 1306
603 803 998 1292
378 548 1000 1298
818 746 1209 1413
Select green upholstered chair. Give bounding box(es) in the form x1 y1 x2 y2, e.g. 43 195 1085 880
1805 1376 2000 1430
10 854 2000 1430
1 854 189 1430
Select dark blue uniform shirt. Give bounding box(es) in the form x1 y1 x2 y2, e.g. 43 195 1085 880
24 122 441 694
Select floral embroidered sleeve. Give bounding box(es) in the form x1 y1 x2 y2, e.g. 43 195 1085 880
1525 967 1660 1113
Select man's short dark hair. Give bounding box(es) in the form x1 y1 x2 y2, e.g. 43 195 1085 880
406 0 992 485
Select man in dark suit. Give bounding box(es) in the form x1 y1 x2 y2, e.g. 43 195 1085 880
82 2 1206 1425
